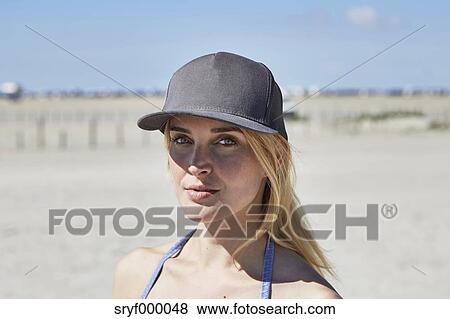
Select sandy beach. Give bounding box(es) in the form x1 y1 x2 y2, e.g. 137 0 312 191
1 96 450 298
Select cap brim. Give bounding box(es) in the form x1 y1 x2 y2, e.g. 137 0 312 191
137 110 280 136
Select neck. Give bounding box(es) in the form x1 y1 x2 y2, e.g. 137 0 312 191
186 211 268 274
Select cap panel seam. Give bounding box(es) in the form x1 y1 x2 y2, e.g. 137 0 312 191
259 63 272 124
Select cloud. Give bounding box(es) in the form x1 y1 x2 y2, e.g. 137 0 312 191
346 6 400 29
346 5 378 27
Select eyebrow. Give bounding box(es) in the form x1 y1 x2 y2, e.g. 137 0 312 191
169 126 241 133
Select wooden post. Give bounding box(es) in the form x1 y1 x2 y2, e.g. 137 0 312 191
58 130 68 150
16 131 25 150
36 117 46 149
88 117 98 149
116 122 125 147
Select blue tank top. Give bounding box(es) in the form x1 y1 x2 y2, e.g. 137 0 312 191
140 229 275 299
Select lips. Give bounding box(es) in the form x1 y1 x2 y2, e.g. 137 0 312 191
185 185 219 192
184 185 220 202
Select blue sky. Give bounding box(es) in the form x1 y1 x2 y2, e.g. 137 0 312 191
1 0 449 91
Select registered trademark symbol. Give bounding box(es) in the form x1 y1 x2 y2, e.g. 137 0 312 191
381 204 398 219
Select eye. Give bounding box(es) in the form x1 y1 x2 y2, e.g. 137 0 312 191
217 137 237 146
171 136 192 145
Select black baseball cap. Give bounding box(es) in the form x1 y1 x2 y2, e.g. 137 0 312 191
137 51 288 140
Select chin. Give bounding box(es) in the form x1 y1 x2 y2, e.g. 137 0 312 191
178 202 227 224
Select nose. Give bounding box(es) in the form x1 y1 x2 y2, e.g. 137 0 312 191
187 145 213 177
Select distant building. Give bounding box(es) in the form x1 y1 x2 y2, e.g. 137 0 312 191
284 86 306 98
0 82 23 101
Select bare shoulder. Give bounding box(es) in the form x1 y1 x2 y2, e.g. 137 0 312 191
286 281 343 299
112 241 175 298
272 246 342 299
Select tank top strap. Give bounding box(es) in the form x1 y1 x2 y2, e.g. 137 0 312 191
260 234 275 299
140 228 197 299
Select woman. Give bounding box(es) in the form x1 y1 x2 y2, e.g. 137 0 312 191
113 52 341 299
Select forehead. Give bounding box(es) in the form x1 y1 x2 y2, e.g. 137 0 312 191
168 115 241 132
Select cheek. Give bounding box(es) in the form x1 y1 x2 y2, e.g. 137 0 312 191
168 155 185 185
214 152 266 200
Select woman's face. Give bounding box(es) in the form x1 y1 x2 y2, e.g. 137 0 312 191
167 115 267 223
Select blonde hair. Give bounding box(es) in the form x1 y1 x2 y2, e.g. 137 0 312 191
163 120 334 277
